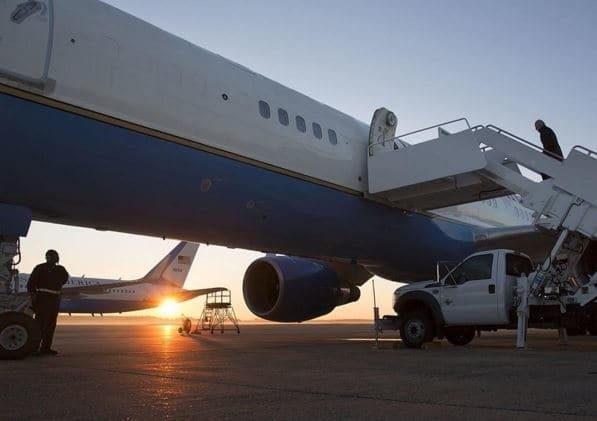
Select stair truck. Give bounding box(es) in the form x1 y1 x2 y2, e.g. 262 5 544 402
366 112 597 349
391 246 597 348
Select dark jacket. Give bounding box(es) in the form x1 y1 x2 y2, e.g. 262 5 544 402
539 126 563 161
27 262 69 293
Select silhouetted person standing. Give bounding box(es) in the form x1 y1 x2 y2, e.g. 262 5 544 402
535 119 563 180
27 250 69 355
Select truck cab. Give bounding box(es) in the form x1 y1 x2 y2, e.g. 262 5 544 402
393 249 534 348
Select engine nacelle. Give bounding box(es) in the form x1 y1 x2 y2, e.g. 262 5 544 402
243 256 361 322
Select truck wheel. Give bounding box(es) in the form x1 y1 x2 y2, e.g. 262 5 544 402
399 311 434 349
444 327 475 346
0 312 41 360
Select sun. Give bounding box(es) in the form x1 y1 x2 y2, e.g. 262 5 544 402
158 298 180 318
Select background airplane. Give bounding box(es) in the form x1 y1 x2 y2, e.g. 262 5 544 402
17 242 225 315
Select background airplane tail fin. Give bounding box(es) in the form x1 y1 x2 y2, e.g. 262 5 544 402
142 242 199 288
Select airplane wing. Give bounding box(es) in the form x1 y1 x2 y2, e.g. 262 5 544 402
473 224 558 263
168 287 228 303
141 287 228 307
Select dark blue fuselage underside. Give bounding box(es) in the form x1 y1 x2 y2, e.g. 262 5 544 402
59 298 148 314
0 91 476 280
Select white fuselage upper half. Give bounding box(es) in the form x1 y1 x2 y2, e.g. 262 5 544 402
0 0 533 230
1 0 369 192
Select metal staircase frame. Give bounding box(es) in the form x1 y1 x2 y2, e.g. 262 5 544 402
367 114 597 348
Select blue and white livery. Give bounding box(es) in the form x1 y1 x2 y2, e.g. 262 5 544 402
17 242 224 314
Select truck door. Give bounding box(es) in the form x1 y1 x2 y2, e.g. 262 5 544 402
440 253 500 325
499 253 534 323
0 0 52 87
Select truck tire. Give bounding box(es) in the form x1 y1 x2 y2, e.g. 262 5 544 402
399 310 434 349
0 312 41 360
444 327 475 346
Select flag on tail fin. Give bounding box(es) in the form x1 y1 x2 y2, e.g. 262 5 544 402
142 242 199 287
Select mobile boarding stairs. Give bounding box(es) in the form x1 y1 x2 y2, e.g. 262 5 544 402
367 109 597 348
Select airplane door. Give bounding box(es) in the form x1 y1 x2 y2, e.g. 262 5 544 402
440 253 500 325
0 0 52 87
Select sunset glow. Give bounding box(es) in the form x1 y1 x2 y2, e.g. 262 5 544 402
158 299 180 318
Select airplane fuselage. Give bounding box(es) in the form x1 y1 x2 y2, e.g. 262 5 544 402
0 0 528 282
17 274 192 313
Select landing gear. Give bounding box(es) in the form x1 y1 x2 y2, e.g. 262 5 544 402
0 204 36 359
0 312 40 359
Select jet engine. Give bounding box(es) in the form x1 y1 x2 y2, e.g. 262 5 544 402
243 256 361 322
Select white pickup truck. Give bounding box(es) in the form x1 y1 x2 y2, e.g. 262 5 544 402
391 249 597 348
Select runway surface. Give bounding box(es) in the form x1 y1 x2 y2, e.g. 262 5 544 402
2 323 597 420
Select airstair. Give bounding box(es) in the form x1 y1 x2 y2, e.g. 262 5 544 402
194 290 240 334
367 112 597 238
366 109 597 347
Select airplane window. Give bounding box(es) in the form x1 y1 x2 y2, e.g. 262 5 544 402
312 123 322 139
278 108 289 126
258 100 270 119
296 116 306 133
328 129 338 145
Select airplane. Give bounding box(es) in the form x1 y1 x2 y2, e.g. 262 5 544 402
0 0 594 323
432 195 534 228
16 242 225 314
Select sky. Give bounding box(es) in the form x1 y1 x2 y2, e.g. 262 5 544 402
18 0 597 321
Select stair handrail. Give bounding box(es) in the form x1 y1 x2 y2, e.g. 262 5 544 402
368 118 472 155
485 125 564 161
572 145 597 158
395 117 471 142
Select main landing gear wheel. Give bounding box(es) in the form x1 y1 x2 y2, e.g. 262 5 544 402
0 312 40 360
444 327 476 346
399 311 434 349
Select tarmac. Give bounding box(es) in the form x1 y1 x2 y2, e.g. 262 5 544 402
2 323 597 420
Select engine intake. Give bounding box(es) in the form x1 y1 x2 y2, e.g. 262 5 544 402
243 256 360 322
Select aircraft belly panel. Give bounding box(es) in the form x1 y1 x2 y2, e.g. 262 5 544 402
0 91 476 281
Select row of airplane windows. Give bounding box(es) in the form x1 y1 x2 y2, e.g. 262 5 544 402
258 100 338 145
69 281 135 293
